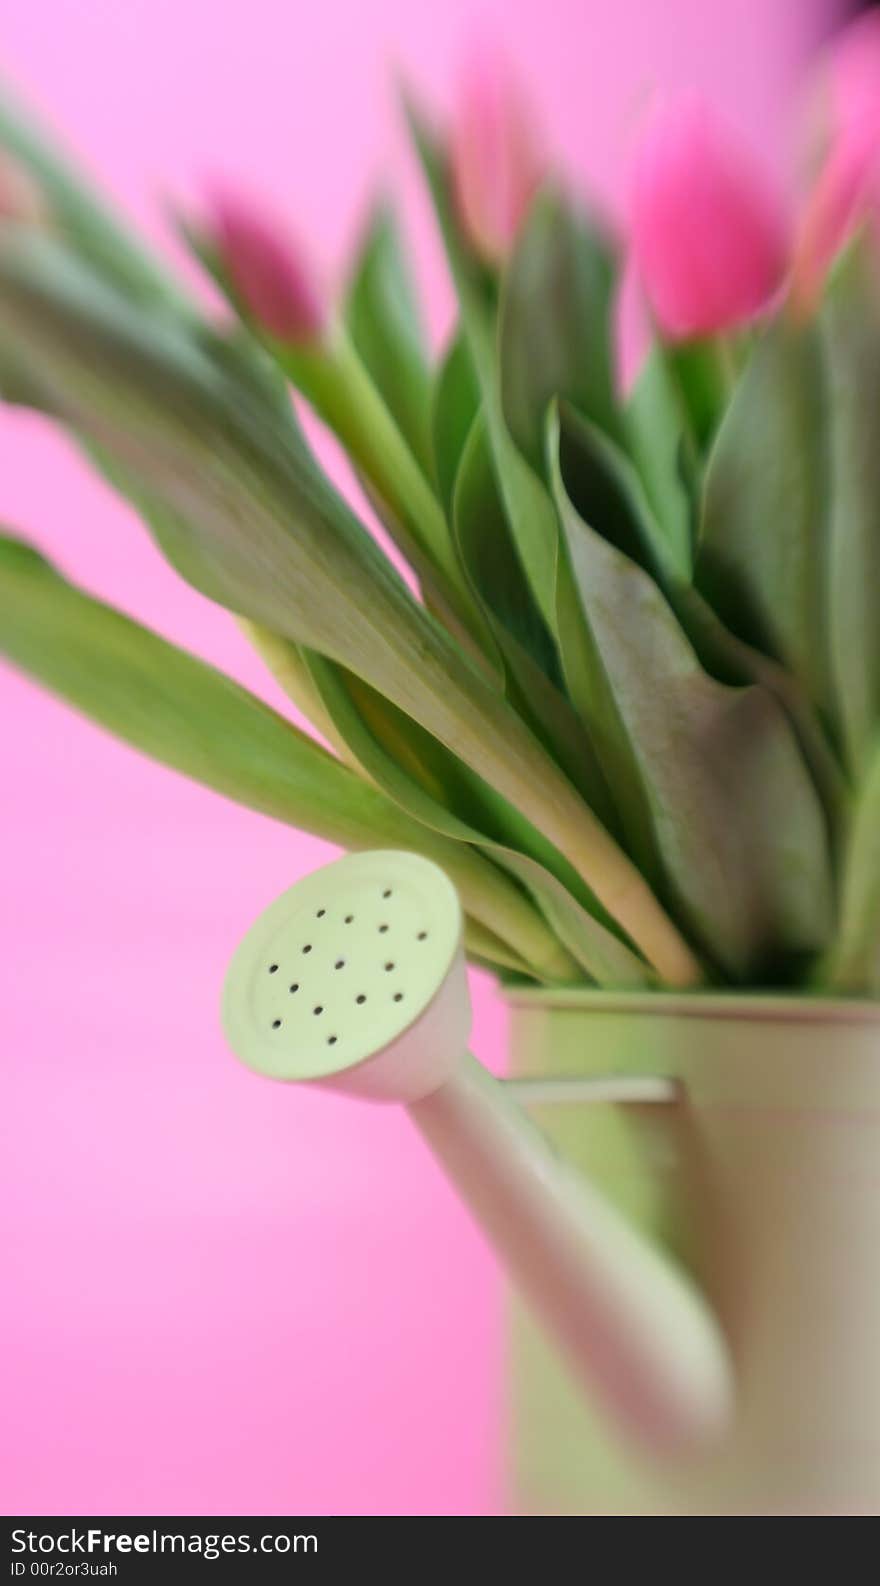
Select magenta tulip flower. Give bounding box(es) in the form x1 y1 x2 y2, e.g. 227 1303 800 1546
793 17 880 308
793 120 880 310
631 99 788 340
207 188 324 345
450 48 543 264
824 12 880 144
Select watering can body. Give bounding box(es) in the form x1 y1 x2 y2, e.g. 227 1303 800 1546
505 990 880 1516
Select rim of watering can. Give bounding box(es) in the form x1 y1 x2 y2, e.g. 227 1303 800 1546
501 986 880 1024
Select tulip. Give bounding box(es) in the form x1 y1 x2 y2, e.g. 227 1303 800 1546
792 119 880 311
450 48 543 264
792 16 880 310
824 12 880 145
207 188 324 344
0 150 47 227
631 98 788 340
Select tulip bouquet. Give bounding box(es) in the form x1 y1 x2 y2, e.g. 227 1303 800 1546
1 28 880 996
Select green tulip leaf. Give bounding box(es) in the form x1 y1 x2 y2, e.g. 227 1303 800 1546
499 186 621 471
452 408 619 826
431 332 480 516
821 242 880 777
303 653 650 988
550 405 835 981
560 399 846 834
0 231 694 979
344 200 434 475
0 530 577 980
177 194 482 651
624 343 695 576
460 919 535 979
0 80 188 316
825 739 880 993
699 321 832 715
403 96 563 633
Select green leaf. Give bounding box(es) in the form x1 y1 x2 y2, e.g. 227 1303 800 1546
825 739 880 993
431 333 480 515
177 199 485 653
452 409 619 828
624 344 695 576
560 400 847 836
401 92 494 305
281 328 489 649
0 532 419 849
0 232 696 981
556 400 680 582
0 79 188 316
550 408 835 982
302 653 651 988
238 619 360 760
822 243 880 776
499 186 622 471
403 97 562 629
350 466 500 676
453 409 558 677
344 200 434 475
461 919 535 978
698 321 832 715
0 530 575 981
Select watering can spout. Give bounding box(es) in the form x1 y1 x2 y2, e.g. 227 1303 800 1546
222 850 734 1460
410 1058 734 1456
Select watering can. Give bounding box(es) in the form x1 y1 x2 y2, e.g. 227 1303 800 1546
221 849 734 1458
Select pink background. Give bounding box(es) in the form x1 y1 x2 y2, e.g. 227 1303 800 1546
1 0 837 1516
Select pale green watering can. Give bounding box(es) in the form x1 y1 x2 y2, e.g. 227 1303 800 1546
222 850 880 1514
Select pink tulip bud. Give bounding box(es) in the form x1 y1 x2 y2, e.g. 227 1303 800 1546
824 13 880 145
792 16 880 311
630 98 788 340
0 150 47 228
792 119 880 312
450 48 543 264
207 188 324 345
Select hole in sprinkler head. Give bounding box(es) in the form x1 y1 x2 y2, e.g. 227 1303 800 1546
356 994 367 1005
269 964 279 974
382 889 392 899
393 992 404 1003
378 924 389 934
334 959 345 970
272 1019 282 1029
417 932 428 941
313 1005 324 1016
344 915 354 925
289 983 299 995
302 944 313 955
327 1035 338 1046
384 962 395 972
316 908 326 918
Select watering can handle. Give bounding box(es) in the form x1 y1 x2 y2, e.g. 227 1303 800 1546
409 1053 733 1456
